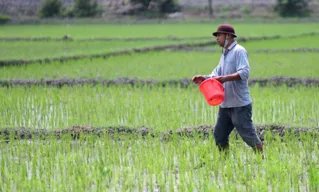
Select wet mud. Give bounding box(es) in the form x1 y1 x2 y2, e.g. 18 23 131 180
0 36 208 42
1 31 317 42
178 47 319 53
0 124 317 142
1 77 318 88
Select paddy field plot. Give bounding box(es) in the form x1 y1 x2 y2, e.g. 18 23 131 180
1 32 319 79
1 23 319 38
0 51 318 80
0 39 209 61
0 28 319 62
1 85 318 130
0 133 318 191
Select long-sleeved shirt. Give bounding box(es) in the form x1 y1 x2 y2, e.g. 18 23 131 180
205 40 252 108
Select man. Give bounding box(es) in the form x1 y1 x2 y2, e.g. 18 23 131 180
192 24 263 154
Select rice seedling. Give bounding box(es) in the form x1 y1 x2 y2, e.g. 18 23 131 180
0 51 318 80
241 35 319 50
1 23 319 38
0 39 204 60
0 130 317 191
0 85 318 130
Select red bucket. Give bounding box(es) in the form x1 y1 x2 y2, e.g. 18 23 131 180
199 78 224 106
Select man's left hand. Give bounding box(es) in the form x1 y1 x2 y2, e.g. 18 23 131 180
214 76 228 83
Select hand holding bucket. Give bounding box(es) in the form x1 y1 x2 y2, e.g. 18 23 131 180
199 78 225 106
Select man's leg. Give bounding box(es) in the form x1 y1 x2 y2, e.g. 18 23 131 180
230 104 263 153
213 107 234 151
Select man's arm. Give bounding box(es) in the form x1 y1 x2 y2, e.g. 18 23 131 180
236 49 250 80
192 63 221 84
214 72 241 83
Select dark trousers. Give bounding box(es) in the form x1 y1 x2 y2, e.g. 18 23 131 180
213 103 262 149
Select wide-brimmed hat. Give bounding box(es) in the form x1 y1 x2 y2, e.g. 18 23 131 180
212 24 237 38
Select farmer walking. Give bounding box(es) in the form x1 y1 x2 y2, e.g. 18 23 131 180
192 24 263 154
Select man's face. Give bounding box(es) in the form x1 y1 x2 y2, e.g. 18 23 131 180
215 33 226 47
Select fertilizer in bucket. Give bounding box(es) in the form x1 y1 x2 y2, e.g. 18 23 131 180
199 78 224 106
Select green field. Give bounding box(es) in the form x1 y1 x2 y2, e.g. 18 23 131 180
0 27 318 61
1 134 318 191
1 51 318 79
241 35 319 49
1 23 319 38
0 39 207 60
0 22 318 191
0 85 318 130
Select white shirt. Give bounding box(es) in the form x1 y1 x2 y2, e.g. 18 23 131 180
206 40 252 108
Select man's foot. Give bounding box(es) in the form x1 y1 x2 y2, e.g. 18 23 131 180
253 143 264 159
217 143 230 152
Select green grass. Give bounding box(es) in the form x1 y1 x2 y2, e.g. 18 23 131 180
0 85 318 130
1 34 318 61
0 39 205 60
241 35 319 50
1 23 319 38
1 51 318 80
0 132 318 191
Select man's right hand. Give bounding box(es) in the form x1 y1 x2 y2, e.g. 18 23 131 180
192 75 206 84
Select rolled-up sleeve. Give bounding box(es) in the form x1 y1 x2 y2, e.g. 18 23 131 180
236 49 250 80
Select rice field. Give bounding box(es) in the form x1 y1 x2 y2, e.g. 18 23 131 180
0 39 207 60
0 51 318 80
0 85 319 130
1 134 318 191
0 22 318 191
1 23 319 38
